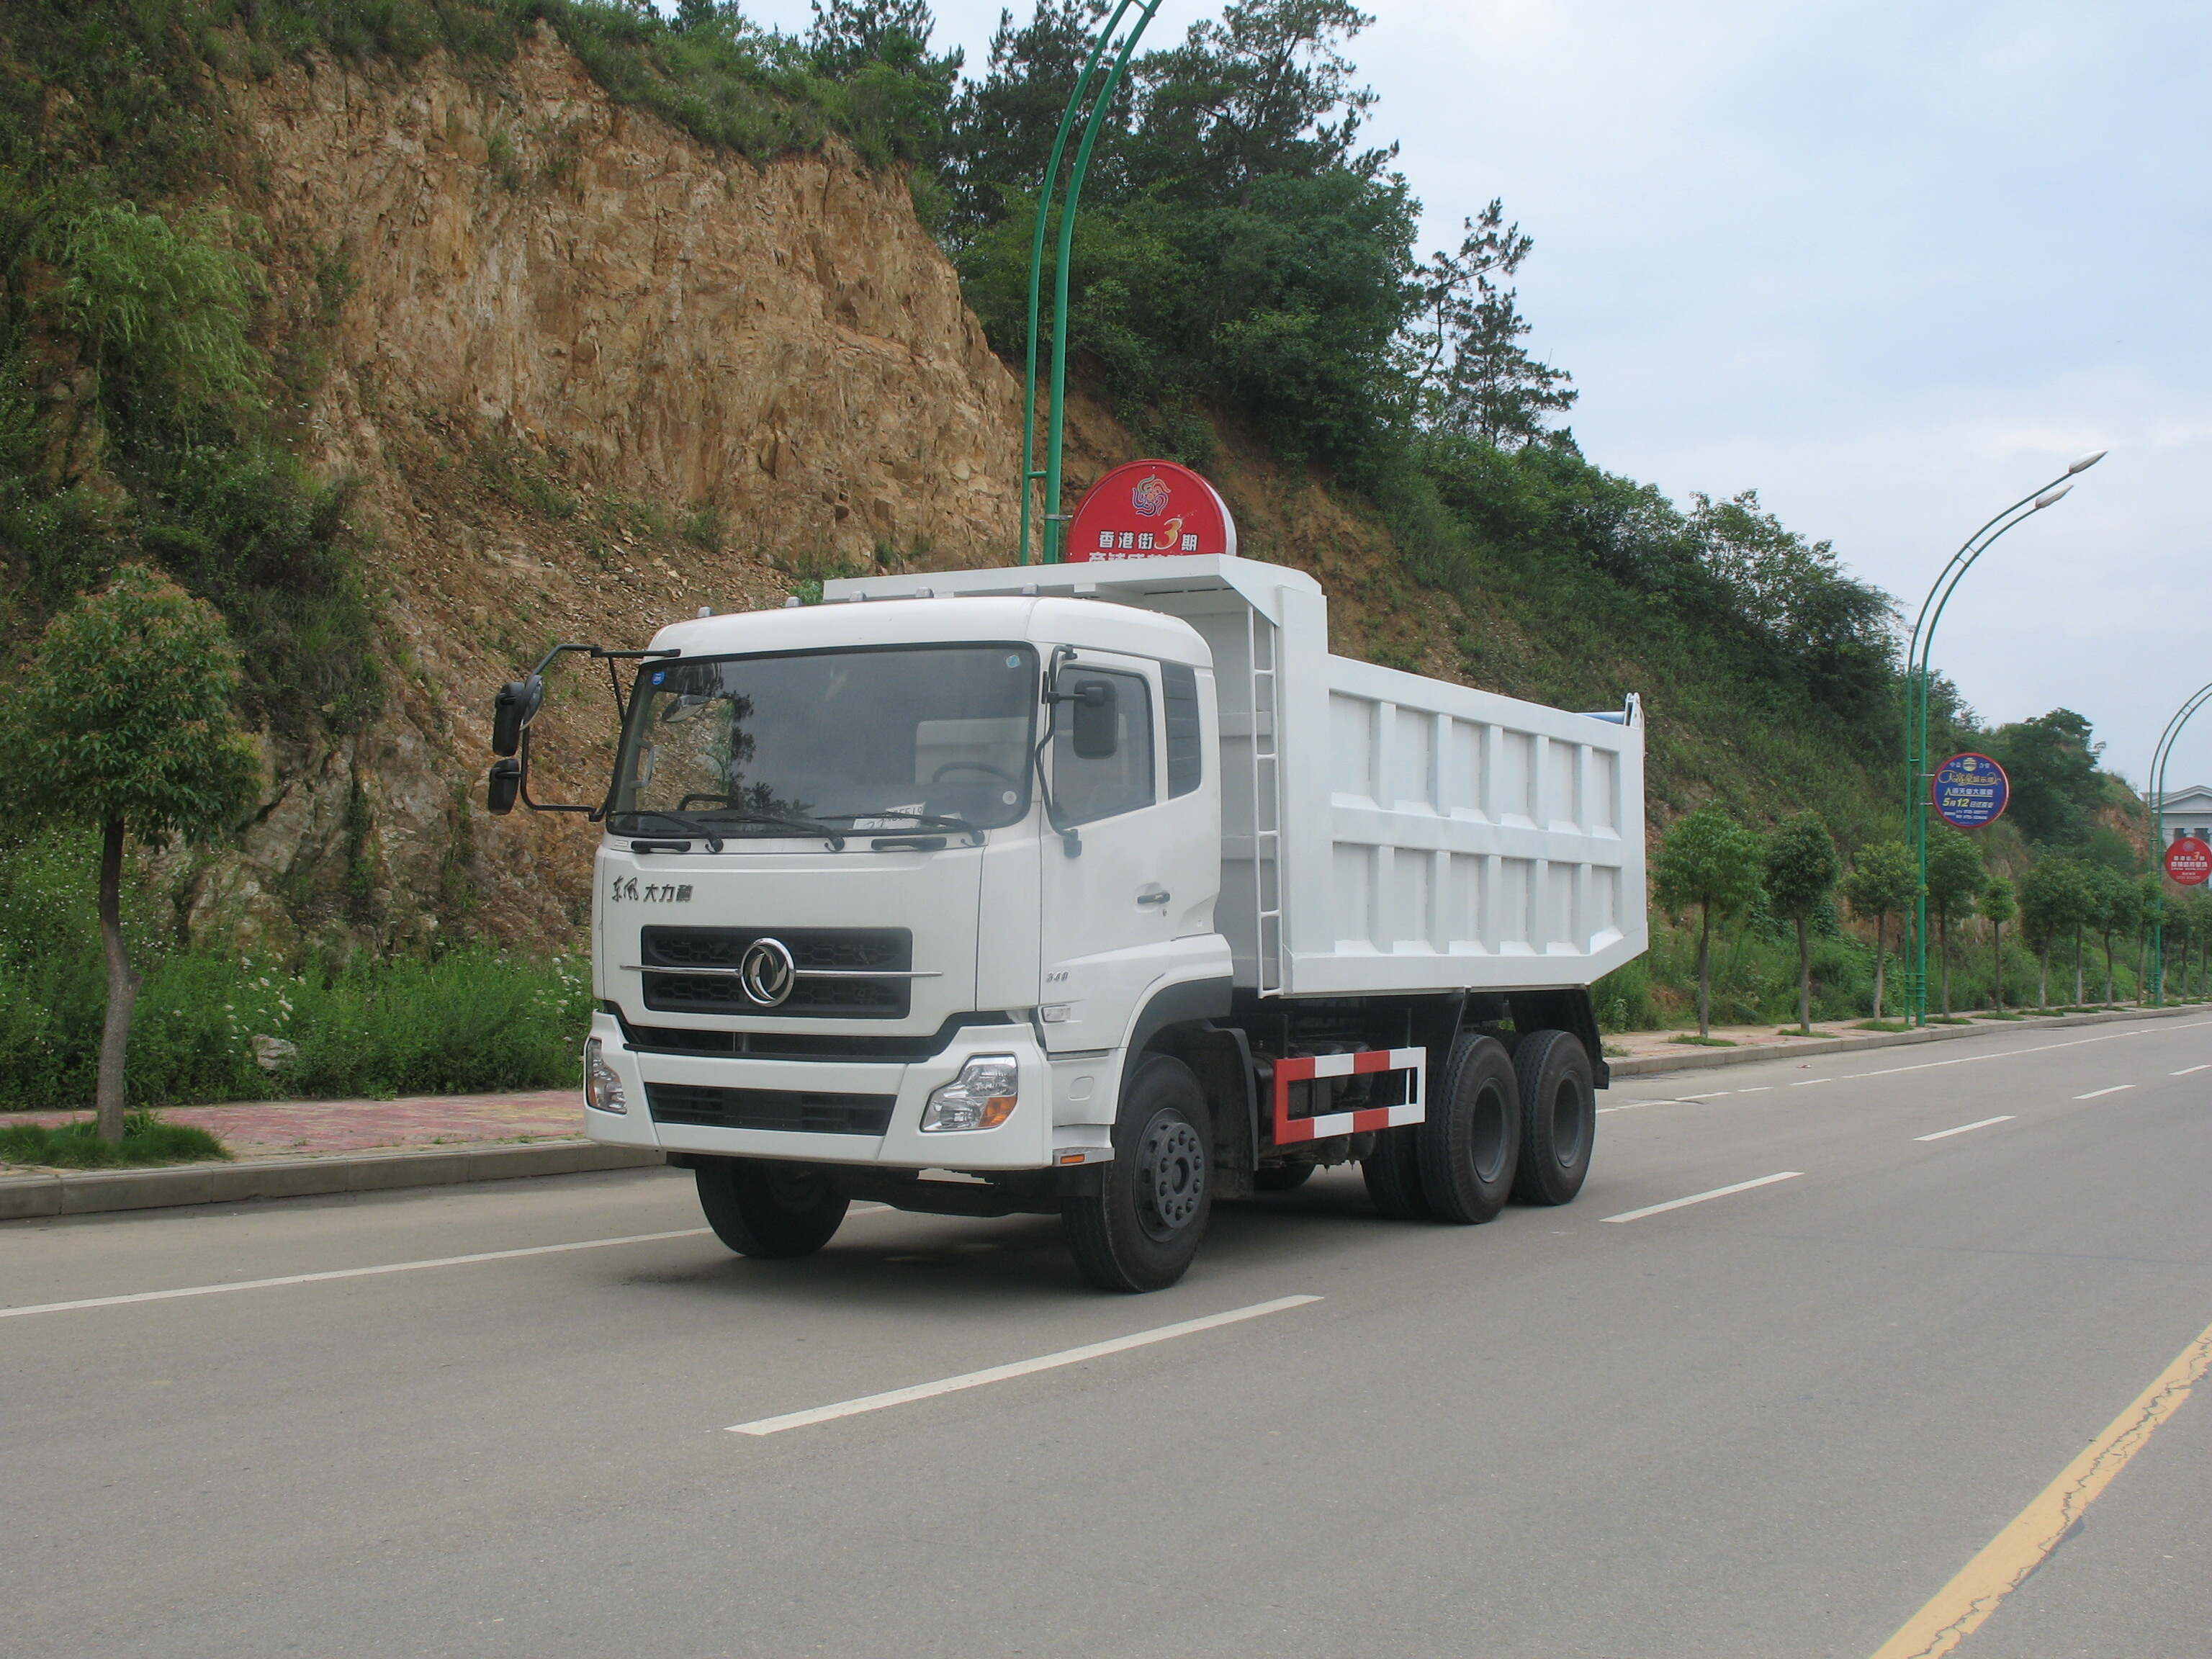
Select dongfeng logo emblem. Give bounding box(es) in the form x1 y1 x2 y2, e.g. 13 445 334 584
739 938 797 1007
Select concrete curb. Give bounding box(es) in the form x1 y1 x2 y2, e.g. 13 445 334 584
1608 1002 2208 1079
0 1141 666 1223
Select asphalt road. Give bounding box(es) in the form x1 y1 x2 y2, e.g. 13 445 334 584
5 1014 2210 1658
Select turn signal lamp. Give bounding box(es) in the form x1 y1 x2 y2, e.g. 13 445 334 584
921 1056 1019 1132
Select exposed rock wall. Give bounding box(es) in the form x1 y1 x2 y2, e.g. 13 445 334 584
199 27 1039 949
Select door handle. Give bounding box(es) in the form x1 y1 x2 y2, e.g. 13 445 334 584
1136 886 1170 907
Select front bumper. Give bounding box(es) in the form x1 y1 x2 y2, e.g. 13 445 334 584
582 1012 1076 1169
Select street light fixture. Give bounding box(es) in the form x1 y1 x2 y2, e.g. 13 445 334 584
1904 451 2105 1025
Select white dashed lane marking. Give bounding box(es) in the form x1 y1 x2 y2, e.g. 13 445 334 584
2076 1084 2135 1100
1601 1172 1803 1224
1915 1115 2015 1142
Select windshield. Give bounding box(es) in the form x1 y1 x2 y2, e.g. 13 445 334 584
608 644 1040 838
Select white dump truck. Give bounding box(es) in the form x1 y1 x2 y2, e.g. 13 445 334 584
487 554 1645 1290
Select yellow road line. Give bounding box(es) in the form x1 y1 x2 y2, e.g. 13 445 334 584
1869 1311 2212 1658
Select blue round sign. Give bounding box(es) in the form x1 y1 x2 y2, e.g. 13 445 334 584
1932 752 2009 829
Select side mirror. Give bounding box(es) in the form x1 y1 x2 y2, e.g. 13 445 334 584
1069 678 1118 759
487 758 523 815
490 675 545 757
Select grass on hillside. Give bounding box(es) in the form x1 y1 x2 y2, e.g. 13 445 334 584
0 1112 230 1169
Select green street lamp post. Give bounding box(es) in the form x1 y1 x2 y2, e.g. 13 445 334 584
2145 681 2212 1005
1904 451 2105 1025
1015 0 1168 566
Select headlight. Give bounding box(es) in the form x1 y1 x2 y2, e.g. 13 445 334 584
583 1038 628 1114
921 1055 1019 1132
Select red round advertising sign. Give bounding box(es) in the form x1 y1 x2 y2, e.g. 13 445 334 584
2165 836 2212 886
1065 459 1238 562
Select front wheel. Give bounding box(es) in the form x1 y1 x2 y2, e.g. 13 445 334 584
1509 1029 1596 1206
696 1159 849 1258
1063 1055 1213 1292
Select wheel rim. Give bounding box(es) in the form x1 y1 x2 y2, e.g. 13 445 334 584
1550 1076 1587 1166
1470 1079 1510 1182
1136 1110 1206 1241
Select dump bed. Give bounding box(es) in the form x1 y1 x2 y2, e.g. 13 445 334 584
824 554 1645 997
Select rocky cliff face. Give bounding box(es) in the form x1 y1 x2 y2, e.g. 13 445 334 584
200 27 1035 948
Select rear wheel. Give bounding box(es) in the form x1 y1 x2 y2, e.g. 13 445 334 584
1509 1029 1596 1206
696 1159 850 1258
1254 1164 1316 1192
1419 1034 1520 1223
1063 1055 1213 1292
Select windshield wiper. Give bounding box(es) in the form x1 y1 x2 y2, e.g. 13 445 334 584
624 809 846 850
819 809 981 843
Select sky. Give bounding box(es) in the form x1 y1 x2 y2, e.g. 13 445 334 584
725 0 2212 794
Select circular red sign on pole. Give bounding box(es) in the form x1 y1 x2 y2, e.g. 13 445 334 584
1064 459 1237 562
2166 836 2212 886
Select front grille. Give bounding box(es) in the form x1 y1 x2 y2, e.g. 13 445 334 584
638 926 914 1020
612 1009 1010 1062
646 1083 896 1136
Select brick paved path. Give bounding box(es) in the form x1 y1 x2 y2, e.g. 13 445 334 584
9 1089 584 1159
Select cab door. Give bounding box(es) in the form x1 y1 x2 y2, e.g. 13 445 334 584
1038 652 1214 1052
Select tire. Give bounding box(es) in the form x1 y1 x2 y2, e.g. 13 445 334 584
1362 1124 1431 1219
1253 1164 1316 1193
1418 1033 1520 1223
1508 1028 1596 1206
1062 1055 1213 1292
696 1159 849 1258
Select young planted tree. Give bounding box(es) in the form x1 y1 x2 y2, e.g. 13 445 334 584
0 567 261 1140
1652 803 1765 1040
1762 811 1840 1034
2018 858 2092 1010
2087 865 2137 1006
1982 874 2017 1013
1924 827 1984 1016
1842 842 1919 1021
2136 876 2164 1002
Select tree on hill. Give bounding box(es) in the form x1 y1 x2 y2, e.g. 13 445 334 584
1763 811 1839 1034
1842 842 1918 1020
1982 873 2017 1012
1653 804 1763 1040
2019 857 2093 1010
1925 827 1984 1016
1412 199 1578 449
1989 709 2105 845
0 567 261 1141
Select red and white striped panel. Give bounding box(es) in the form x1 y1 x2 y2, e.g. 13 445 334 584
1269 1047 1426 1146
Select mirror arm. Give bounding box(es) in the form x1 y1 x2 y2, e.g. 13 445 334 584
1034 645 1083 858
497 645 677 818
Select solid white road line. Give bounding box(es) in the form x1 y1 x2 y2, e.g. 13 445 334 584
1601 1172 1803 1224
0 1228 715 1320
725 1295 1323 1436
1 1201 904 1321
1915 1115 2016 1142
2076 1084 2135 1100
2173 1064 2211 1076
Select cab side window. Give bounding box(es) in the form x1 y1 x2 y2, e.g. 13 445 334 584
1053 668 1155 826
